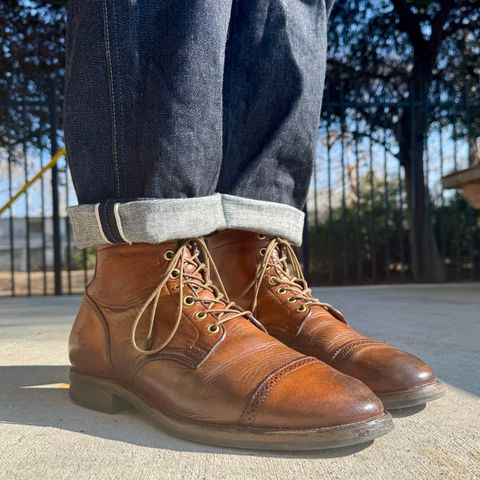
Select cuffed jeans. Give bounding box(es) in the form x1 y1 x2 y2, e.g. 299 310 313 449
65 0 334 248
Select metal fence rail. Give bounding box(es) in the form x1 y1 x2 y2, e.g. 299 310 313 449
0 146 91 296
305 80 480 285
0 80 479 295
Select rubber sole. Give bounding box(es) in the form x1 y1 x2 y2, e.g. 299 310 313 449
377 379 446 410
69 371 394 451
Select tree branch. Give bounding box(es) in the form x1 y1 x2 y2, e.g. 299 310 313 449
430 1 455 51
440 0 480 39
391 0 427 50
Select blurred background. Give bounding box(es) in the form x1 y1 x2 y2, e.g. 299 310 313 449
0 0 479 296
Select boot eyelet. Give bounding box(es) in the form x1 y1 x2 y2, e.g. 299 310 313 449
170 269 180 279
260 248 266 256
195 311 207 320
297 305 307 313
287 297 297 303
171 284 180 292
277 287 286 294
257 234 266 239
164 250 175 260
206 324 220 334
269 277 278 286
183 296 195 306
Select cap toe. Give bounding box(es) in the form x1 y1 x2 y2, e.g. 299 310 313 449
248 358 384 429
339 344 436 394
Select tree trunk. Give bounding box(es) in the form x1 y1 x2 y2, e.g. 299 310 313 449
398 79 446 282
403 149 446 282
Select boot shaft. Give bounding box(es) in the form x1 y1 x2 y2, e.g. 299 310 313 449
88 242 179 305
208 230 268 309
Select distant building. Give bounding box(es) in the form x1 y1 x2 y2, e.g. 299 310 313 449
0 217 72 271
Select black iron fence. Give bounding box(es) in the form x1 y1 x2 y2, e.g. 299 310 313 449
1 80 479 296
0 146 93 296
304 80 480 285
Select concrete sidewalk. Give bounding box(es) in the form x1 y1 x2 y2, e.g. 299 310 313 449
1 284 479 480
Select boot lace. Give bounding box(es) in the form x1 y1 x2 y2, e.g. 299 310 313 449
132 238 260 355
240 237 346 321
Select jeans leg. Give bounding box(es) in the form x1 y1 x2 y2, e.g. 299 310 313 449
218 0 330 211
66 0 331 248
65 0 234 246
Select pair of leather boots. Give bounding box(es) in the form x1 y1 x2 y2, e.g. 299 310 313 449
69 230 445 450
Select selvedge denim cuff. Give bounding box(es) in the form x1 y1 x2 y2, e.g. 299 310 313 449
67 193 305 248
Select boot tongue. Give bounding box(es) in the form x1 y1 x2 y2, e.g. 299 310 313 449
176 243 218 302
269 245 305 290
179 243 200 276
270 245 293 282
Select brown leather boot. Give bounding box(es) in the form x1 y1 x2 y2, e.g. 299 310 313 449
208 230 446 410
69 239 392 450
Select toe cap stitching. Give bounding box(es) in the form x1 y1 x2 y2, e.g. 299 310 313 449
239 357 318 425
330 339 386 366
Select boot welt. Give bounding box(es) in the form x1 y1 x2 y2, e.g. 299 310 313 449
376 379 446 410
69 370 394 451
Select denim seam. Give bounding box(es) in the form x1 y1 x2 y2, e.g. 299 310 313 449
220 0 239 181
101 201 118 243
101 0 120 197
114 203 131 244
94 204 112 244
110 0 127 197
107 199 125 243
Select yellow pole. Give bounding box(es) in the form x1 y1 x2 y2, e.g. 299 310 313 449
0 147 66 216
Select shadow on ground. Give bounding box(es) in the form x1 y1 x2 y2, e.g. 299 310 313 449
0 365 374 459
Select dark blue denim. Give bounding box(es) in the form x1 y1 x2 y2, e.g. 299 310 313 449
65 0 334 210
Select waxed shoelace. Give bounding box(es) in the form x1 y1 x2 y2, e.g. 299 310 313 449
131 238 255 355
240 237 346 322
